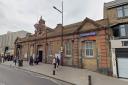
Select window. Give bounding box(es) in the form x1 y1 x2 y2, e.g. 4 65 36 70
124 5 128 16
117 5 128 18
85 41 94 57
113 27 120 37
122 41 128 46
65 41 72 56
117 7 123 17
113 24 128 38
120 25 126 36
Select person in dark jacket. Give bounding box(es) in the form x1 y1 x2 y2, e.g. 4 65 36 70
34 55 39 65
56 56 60 68
13 57 17 66
29 56 33 66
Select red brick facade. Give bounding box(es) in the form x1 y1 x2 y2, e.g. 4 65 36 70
15 17 110 73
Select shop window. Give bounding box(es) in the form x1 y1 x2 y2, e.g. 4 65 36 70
65 41 72 57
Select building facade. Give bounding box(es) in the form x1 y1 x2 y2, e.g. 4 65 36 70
15 0 128 77
0 31 28 56
104 0 128 78
15 16 110 74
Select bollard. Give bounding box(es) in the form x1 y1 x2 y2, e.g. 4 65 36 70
53 70 55 75
88 75 92 85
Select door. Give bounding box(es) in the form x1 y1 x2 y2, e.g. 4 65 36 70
116 48 128 78
38 51 43 62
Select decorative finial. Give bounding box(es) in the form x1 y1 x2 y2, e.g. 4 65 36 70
39 16 45 24
40 16 42 20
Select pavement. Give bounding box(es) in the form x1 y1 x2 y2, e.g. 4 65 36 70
1 61 128 85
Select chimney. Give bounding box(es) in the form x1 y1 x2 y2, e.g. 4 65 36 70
56 24 62 29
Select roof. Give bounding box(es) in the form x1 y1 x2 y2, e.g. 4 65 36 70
74 18 107 33
17 17 108 42
43 18 107 38
104 0 128 9
47 22 82 38
46 27 54 32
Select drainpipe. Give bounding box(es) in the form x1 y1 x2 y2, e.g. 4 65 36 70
96 31 99 71
45 28 47 63
106 8 113 75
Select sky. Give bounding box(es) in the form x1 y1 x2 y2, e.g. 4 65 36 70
0 0 113 35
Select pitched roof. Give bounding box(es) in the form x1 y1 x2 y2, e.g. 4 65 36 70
47 22 82 38
74 18 104 33
17 18 108 42
46 18 108 38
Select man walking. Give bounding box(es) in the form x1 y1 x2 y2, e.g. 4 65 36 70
56 56 60 68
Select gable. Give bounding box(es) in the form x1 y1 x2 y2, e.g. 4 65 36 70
74 18 103 33
79 22 99 32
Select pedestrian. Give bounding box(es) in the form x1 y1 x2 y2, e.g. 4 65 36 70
1 56 4 63
13 57 17 66
29 56 33 66
0 57 1 63
56 56 60 68
34 55 39 65
52 57 56 69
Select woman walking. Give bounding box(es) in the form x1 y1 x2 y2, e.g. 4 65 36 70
52 57 56 69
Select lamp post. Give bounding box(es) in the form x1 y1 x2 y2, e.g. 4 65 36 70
53 0 64 65
45 25 48 63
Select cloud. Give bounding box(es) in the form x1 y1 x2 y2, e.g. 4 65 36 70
0 0 113 35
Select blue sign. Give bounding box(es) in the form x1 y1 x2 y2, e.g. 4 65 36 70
80 32 96 37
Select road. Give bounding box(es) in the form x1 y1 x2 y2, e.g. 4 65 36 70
0 65 58 85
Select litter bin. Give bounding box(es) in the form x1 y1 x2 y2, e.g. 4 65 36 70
18 59 23 67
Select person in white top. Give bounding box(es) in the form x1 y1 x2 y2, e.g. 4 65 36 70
52 57 56 69
1 57 4 63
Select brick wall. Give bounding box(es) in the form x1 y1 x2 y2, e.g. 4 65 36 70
97 29 110 73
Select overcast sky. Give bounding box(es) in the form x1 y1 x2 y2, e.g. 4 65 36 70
0 0 113 35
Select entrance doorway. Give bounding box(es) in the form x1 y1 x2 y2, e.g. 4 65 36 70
38 50 43 62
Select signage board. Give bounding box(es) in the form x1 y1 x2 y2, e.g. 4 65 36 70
80 32 96 37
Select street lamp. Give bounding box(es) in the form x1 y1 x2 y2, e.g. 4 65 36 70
53 0 64 65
